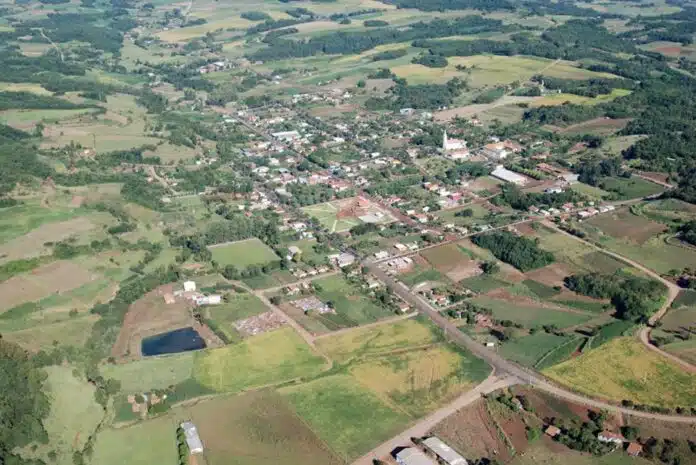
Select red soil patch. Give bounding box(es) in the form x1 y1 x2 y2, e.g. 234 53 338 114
656 46 682 56
525 263 573 287
587 209 667 244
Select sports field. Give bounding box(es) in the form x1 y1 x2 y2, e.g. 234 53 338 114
302 201 361 233
209 238 280 267
193 328 326 392
544 337 696 407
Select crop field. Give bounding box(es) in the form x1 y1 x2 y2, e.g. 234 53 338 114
2 314 98 352
558 117 631 136
312 274 393 328
193 327 326 392
399 265 447 287
420 243 482 282
639 198 696 224
350 344 489 416
433 399 513 463
499 332 573 367
18 367 103 465
664 339 696 366
470 295 594 328
392 55 617 87
175 390 343 465
531 226 625 273
459 274 509 293
598 176 665 200
0 261 100 313
281 374 410 461
530 89 631 108
102 351 196 393
544 337 696 407
0 200 85 244
209 238 280 268
586 208 667 243
570 182 610 199
92 413 177 465
316 318 440 363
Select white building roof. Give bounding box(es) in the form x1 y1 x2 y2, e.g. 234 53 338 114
180 421 204 454
423 437 468 465
491 165 528 185
396 448 437 465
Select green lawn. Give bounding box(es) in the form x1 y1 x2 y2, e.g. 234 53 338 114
499 332 572 367
209 238 280 268
101 351 196 393
92 414 177 465
281 375 410 461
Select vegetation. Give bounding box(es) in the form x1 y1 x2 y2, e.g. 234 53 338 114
472 231 555 271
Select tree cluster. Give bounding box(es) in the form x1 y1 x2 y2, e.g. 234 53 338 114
471 231 555 271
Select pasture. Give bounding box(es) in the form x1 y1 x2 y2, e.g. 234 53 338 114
585 208 667 244
281 374 410 461
350 344 490 417
193 328 326 392
499 332 573 368
205 292 269 340
544 337 696 407
2 314 98 352
421 243 481 282
529 89 631 108
597 176 664 200
92 413 177 465
20 367 103 465
316 318 440 363
176 390 343 465
510 443 653 465
209 238 280 268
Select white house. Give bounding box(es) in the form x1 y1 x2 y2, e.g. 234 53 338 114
598 431 625 445
195 295 222 306
423 437 468 465
395 448 436 465
183 281 197 292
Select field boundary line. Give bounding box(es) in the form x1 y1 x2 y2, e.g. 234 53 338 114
533 335 583 370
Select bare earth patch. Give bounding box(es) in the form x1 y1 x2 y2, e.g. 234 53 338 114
524 263 573 287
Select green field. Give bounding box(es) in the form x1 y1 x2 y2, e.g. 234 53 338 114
92 413 177 465
209 238 280 268
510 443 654 465
544 337 696 407
281 375 410 461
499 332 573 367
598 176 665 200
400 266 447 287
193 328 326 392
459 274 509 293
101 352 196 393
205 292 269 340
302 201 360 233
19 367 104 465
312 274 393 328
470 296 593 328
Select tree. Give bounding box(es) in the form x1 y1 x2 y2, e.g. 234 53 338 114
481 261 500 274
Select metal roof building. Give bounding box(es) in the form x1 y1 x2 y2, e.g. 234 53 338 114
423 437 468 465
180 421 204 454
395 447 436 465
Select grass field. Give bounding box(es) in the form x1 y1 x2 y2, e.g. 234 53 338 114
205 292 269 340
21 367 104 465
510 442 653 465
101 351 196 392
459 274 509 293
316 318 440 363
544 337 696 407
663 339 696 366
176 390 343 465
209 238 280 268
598 176 665 200
400 265 447 287
499 332 572 367
530 89 631 108
470 296 593 328
2 314 98 352
92 413 177 465
350 344 490 417
312 274 393 328
193 328 326 392
281 374 410 461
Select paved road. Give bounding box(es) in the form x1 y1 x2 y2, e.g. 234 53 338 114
545 222 696 373
351 375 520 465
367 263 696 424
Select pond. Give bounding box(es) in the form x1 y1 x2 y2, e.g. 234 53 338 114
141 327 206 357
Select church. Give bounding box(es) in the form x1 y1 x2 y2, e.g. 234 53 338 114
441 131 469 160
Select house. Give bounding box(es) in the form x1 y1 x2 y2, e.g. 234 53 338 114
397 302 411 313
423 437 468 465
183 281 196 292
482 142 509 160
491 165 528 186
395 447 437 465
627 442 643 456
545 425 561 437
272 130 301 142
598 431 625 445
180 421 204 454
334 252 356 268
374 250 390 260
287 245 302 260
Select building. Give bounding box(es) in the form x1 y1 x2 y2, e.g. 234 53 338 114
180 421 204 454
195 295 222 306
395 447 437 465
331 252 356 268
545 425 561 437
482 142 509 160
627 442 643 456
598 431 625 445
272 130 301 142
183 281 196 292
442 131 469 160
423 437 468 465
491 165 528 186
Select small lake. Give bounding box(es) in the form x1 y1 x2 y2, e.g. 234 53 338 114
141 327 206 357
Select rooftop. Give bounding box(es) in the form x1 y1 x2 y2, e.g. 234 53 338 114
423 437 468 465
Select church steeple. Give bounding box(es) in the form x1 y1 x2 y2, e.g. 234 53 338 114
443 130 448 150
